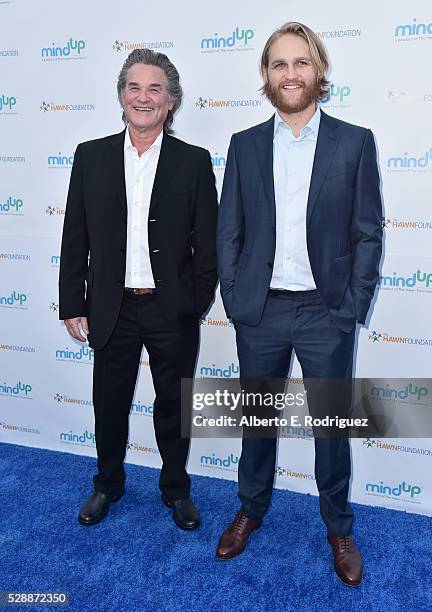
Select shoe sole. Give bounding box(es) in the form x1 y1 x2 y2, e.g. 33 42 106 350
77 492 124 526
161 495 200 530
216 524 261 560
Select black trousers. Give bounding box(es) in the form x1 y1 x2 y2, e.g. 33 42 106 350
235 290 355 536
92 292 199 502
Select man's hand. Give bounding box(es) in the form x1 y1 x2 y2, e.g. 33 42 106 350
64 317 89 342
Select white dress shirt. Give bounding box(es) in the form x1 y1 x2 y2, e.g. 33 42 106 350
270 107 321 290
124 127 162 288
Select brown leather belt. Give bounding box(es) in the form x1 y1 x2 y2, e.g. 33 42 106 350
124 287 155 295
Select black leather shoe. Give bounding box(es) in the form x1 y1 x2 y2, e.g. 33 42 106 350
78 491 124 526
162 495 200 530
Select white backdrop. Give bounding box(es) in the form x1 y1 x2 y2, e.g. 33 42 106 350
1 0 431 516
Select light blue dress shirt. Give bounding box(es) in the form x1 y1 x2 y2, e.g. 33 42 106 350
270 107 321 290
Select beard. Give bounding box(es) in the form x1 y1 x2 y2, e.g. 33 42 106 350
263 78 320 114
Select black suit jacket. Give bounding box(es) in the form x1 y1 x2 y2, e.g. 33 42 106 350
59 130 218 350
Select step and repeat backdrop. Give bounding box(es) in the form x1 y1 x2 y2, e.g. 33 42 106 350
1 0 431 515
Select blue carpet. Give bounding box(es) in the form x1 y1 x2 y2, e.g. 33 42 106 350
0 442 430 611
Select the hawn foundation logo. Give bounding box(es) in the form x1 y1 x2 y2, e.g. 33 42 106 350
0 342 35 353
0 380 32 399
365 480 422 504
0 49 19 57
0 154 25 163
200 315 233 327
368 329 432 348
55 345 94 364
195 96 262 110
130 400 153 416
60 429 95 447
386 91 432 104
378 269 432 293
53 393 92 406
382 217 432 231
387 147 432 172
200 452 239 472
40 101 95 112
126 442 159 454
363 438 432 457
41 38 86 61
320 83 351 108
317 27 361 40
45 205 65 216
200 27 255 53
394 18 432 42
0 421 40 435
0 195 23 215
199 361 239 377
112 39 174 53
0 252 30 262
0 94 17 114
276 466 315 480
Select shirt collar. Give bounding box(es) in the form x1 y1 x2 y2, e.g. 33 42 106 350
124 127 163 153
273 106 321 140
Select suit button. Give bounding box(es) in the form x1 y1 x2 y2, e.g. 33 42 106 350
120 248 125 254
267 262 272 268
117 280 123 284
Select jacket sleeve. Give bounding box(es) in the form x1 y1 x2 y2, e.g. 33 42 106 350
58 144 90 320
350 129 383 324
216 134 244 317
192 150 219 316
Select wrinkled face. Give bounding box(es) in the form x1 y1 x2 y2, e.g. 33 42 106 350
120 63 174 133
263 33 320 114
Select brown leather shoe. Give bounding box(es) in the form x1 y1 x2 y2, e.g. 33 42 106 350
216 511 261 560
328 535 363 587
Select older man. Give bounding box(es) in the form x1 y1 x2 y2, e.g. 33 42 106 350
59 49 218 529
216 22 382 585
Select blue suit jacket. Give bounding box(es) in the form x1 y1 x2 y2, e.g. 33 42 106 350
217 111 383 332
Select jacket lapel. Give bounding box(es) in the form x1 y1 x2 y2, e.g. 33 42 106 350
254 116 276 225
149 133 182 216
306 110 340 224
108 130 127 217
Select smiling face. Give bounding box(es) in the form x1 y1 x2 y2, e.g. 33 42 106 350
120 63 174 134
263 33 320 115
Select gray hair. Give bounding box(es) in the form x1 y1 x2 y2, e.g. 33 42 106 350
117 48 182 134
